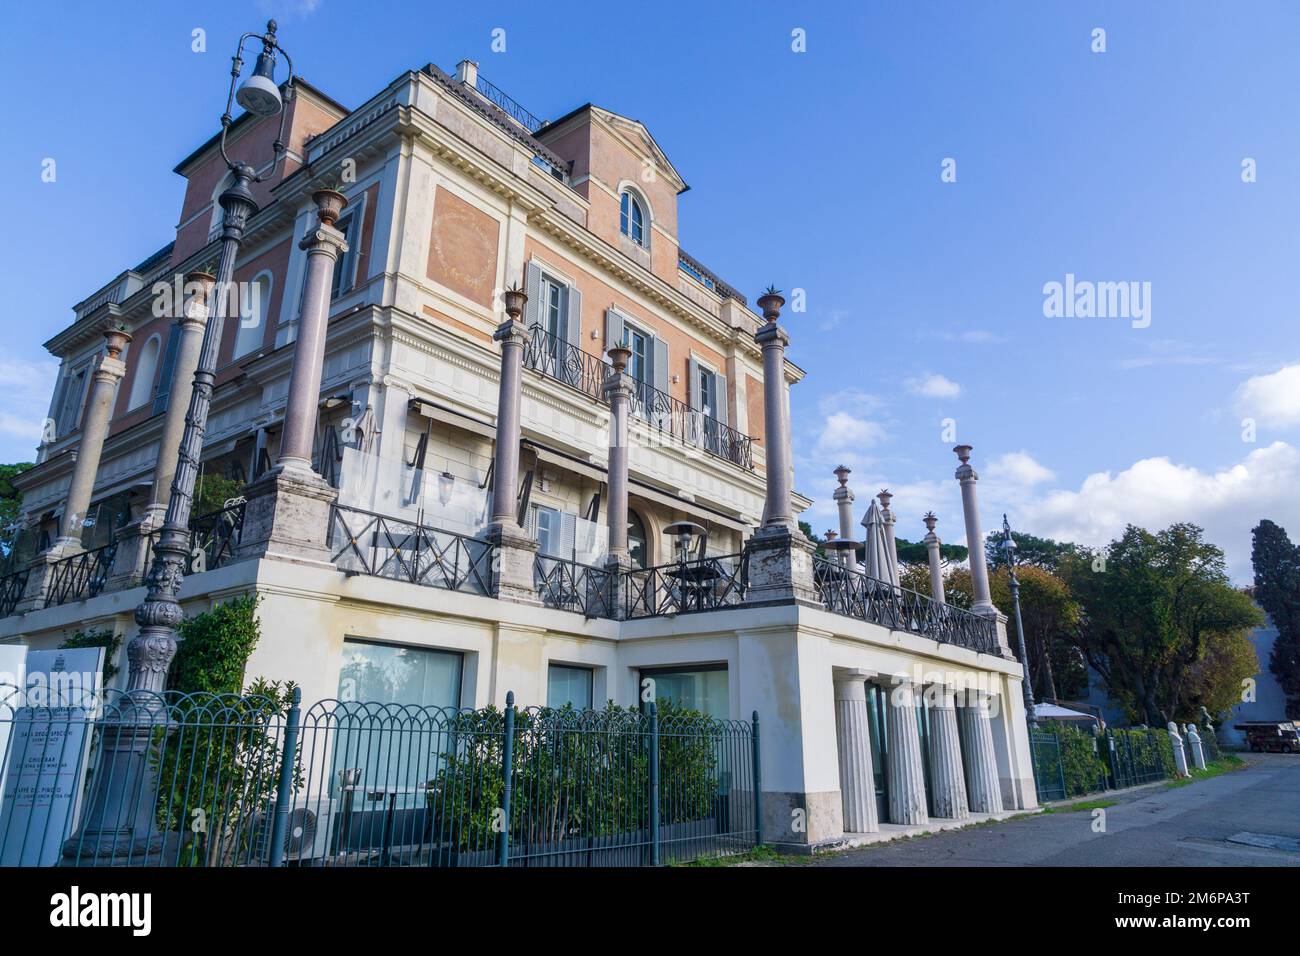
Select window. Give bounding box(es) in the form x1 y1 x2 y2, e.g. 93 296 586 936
535 505 561 558
628 510 647 569
337 639 463 708
233 272 272 359
697 365 715 419
640 665 729 719
126 335 161 410
541 275 567 342
53 364 89 438
625 325 649 386
547 665 594 710
151 331 182 416
619 190 646 246
329 202 364 299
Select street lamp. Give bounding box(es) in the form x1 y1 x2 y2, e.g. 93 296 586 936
999 513 1036 722
66 21 295 863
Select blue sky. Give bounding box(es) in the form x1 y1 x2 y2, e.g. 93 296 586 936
3 1 1298 580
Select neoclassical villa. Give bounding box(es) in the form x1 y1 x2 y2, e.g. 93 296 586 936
0 59 1035 849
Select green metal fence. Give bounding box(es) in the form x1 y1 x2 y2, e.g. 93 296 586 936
0 684 761 868
1029 724 1179 803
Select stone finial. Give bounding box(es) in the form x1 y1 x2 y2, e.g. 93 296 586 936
877 489 894 523
825 529 837 541
101 323 132 360
755 286 784 323
922 511 938 534
834 464 851 487
502 282 527 321
312 188 348 226
607 344 632 373
954 444 977 481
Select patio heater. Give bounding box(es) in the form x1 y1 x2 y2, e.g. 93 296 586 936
663 521 706 564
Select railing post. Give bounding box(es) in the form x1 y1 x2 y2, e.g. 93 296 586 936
267 686 303 868
648 701 660 867
751 710 763 847
497 690 516 867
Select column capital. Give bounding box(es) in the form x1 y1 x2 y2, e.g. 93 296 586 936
832 669 872 699
299 222 348 257
179 270 216 332
601 368 637 401
493 318 532 347
954 444 978 481
754 320 789 348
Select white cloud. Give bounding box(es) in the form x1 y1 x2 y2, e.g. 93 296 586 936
813 411 887 460
905 373 961 399
1020 441 1300 582
1235 363 1300 428
0 357 57 459
986 451 1055 487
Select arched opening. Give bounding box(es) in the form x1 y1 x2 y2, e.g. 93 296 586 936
127 334 161 410
619 189 647 247
628 509 648 568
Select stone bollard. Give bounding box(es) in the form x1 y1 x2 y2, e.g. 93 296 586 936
1185 724 1207 770
1166 721 1189 776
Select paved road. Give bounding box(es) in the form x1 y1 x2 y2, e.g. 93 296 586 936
806 754 1300 867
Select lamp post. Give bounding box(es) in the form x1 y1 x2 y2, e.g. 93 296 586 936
66 21 295 863
999 513 1036 722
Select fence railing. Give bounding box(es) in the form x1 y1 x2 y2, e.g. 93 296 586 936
812 555 1001 655
534 555 619 618
328 504 495 597
187 501 246 574
533 552 748 620
0 569 29 617
522 324 755 470
1029 723 1178 803
42 540 121 609
0 685 762 868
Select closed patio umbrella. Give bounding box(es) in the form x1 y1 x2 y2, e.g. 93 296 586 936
860 500 899 588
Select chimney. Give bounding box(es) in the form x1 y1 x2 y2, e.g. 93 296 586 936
456 59 479 88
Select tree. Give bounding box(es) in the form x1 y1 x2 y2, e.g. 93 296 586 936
0 462 34 562
986 528 1086 573
895 537 967 565
1062 523 1263 725
989 565 1087 701
1250 519 1300 719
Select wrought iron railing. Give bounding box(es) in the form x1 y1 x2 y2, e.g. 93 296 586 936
0 570 29 617
522 324 755 470
624 553 748 619
328 504 495 596
42 540 120 609
534 554 619 618
188 501 246 574
471 71 546 133
0 685 760 868
812 555 1000 655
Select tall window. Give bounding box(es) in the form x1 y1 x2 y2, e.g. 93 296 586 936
535 505 561 558
640 665 728 719
541 275 566 342
625 325 649 386
233 272 272 359
330 205 363 298
619 190 645 246
53 364 89 438
336 639 462 708
628 510 647 569
547 665 594 710
126 335 161 409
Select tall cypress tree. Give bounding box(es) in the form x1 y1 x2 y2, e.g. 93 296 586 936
1250 520 1300 719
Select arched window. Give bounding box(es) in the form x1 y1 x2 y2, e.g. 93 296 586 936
126 334 161 410
234 271 272 358
619 190 646 247
628 510 648 569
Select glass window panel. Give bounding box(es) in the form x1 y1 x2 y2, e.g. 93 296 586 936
547 665 594 710
642 667 728 719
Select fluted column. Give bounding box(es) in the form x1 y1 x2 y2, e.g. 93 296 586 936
54 325 132 550
603 345 634 570
957 693 1004 813
833 466 855 566
953 444 995 616
922 511 946 603
885 679 929 826
277 190 348 476
926 685 970 820
146 272 215 523
833 670 879 834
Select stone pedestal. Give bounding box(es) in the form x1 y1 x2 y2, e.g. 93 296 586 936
1185 724 1207 770
743 524 820 606
12 549 69 614
922 512 946 604
927 685 970 820
487 521 541 606
1167 722 1189 776
103 518 157 593
957 695 1004 814
236 465 338 567
833 670 879 834
885 680 929 826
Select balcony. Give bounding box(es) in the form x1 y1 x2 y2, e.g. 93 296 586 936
522 325 755 471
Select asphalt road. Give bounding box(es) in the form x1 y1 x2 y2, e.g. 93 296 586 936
806 754 1300 867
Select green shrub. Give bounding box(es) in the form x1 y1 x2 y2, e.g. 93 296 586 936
1039 721 1108 796
168 594 260 694
59 627 121 686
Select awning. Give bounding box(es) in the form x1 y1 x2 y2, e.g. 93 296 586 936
408 397 497 441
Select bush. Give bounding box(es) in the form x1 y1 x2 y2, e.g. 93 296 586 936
59 627 121 687
1039 721 1108 796
168 594 260 694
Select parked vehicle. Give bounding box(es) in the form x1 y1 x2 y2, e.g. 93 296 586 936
1235 721 1300 753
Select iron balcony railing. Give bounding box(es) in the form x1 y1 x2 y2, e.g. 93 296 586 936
534 552 748 620
471 71 546 134
328 504 495 597
812 554 1001 656
43 539 121 609
188 501 246 574
0 569 30 617
522 324 755 470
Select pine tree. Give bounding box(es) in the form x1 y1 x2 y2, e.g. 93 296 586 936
1251 520 1300 719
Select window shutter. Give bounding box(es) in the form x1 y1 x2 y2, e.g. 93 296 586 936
604 309 624 353
524 261 542 328
50 373 71 435
714 372 728 426
152 328 182 416
559 511 578 561
687 357 701 411
565 285 582 349
652 337 669 395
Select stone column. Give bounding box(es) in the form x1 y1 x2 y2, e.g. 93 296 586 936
238 190 347 566
603 345 635 571
744 289 818 605
922 511 946 603
485 285 540 605
953 445 996 617
832 466 855 568
833 670 879 834
877 489 898 583
926 685 970 820
53 325 132 551
884 679 929 826
957 692 1004 813
1167 722 1189 776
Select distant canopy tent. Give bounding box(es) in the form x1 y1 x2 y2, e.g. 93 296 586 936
1032 702 1100 727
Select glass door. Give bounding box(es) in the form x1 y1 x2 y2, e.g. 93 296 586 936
866 684 889 822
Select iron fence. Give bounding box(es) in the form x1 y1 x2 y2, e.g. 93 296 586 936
1029 728 1067 802
42 540 121 609
0 685 761 868
812 555 1000 655
534 554 619 618
0 570 28 617
624 553 748 619
328 504 495 596
1028 724 1178 803
523 324 755 470
187 501 246 574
